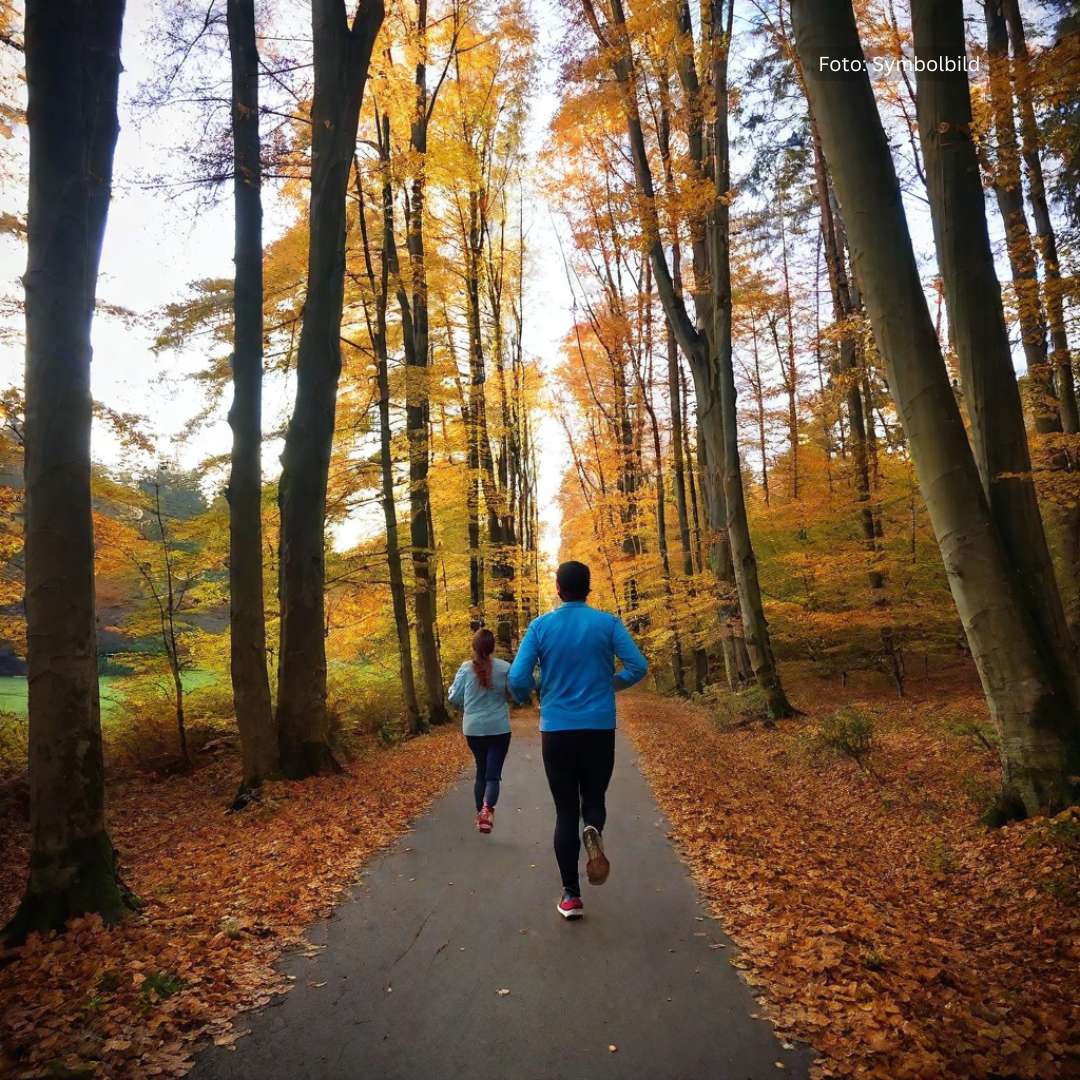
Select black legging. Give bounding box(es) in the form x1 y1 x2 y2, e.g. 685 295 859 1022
541 729 615 896
465 732 512 812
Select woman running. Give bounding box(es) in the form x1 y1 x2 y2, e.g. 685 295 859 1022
447 628 512 834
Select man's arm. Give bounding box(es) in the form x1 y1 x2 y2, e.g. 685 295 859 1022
507 620 540 703
612 617 648 690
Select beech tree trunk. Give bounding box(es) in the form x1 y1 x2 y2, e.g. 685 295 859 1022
359 135 423 735
276 0 383 777
709 0 793 717
588 0 778 701
793 0 1079 814
983 0 1057 432
913 0 1080 715
402 0 448 724
1002 0 1078 433
808 115 882 588
6 0 131 944
226 0 276 801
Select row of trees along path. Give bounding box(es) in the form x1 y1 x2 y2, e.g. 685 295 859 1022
6 0 1080 948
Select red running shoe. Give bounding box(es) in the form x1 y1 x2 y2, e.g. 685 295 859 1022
477 806 494 834
556 892 584 920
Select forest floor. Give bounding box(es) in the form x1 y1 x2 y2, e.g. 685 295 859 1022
0 665 1076 1079
0 724 471 1078
621 664 1079 1078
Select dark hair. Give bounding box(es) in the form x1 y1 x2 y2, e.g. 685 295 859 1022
556 560 591 602
471 627 496 688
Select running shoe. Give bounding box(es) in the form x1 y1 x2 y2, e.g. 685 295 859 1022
556 891 584 919
583 825 610 885
478 805 494 834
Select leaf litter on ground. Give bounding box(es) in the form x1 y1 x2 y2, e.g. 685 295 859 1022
0 726 469 1078
621 667 1079 1079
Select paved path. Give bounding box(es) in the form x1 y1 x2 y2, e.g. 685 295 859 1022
193 719 811 1080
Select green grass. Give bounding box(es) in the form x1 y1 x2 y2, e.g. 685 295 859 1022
0 670 220 721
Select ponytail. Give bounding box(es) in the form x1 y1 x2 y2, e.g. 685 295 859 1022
471 627 496 688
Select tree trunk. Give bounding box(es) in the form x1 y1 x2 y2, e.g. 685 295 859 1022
983 0 1057 432
709 0 793 718
6 0 131 944
808 112 883 588
403 0 448 724
913 0 1080 713
360 134 423 736
226 0 276 803
276 0 383 778
1002 0 1079 433
793 0 1079 814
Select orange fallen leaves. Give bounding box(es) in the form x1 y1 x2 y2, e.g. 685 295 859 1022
622 666 1080 1079
0 727 469 1078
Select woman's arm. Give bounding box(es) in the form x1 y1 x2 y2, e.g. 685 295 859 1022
447 664 468 709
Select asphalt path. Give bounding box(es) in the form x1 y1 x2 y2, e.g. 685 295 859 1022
193 716 811 1080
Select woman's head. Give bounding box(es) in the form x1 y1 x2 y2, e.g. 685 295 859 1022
471 627 496 687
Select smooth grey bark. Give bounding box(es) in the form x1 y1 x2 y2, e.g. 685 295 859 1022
792 0 1079 814
6 0 131 944
708 0 793 717
226 0 276 802
276 0 383 777
913 0 1080 713
808 113 882 589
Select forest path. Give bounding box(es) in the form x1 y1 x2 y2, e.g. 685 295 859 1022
192 710 811 1080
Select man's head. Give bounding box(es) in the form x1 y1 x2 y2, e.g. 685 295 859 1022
555 560 591 602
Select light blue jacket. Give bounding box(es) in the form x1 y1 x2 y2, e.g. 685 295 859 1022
447 657 512 737
507 601 648 731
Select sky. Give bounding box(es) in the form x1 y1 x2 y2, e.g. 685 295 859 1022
0 0 1040 571
0 0 575 566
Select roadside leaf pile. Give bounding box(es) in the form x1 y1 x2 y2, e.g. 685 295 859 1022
622 668 1080 1079
0 730 469 1078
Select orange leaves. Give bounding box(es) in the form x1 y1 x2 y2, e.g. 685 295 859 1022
622 673 1079 1079
0 728 470 1078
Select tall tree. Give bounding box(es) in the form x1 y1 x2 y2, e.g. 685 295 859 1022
359 128 423 736
397 0 449 724
580 0 792 714
707 0 793 717
276 0 384 778
792 0 1079 815
1002 0 1079 432
912 0 1080 715
6 0 131 943
225 0 276 803
982 0 1058 432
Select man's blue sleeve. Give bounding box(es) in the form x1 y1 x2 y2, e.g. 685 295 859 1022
612 617 648 689
507 620 540 702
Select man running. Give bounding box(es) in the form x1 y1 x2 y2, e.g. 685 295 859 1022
508 561 648 920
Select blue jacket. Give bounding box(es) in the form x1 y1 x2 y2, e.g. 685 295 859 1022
507 601 648 731
447 657 512 737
